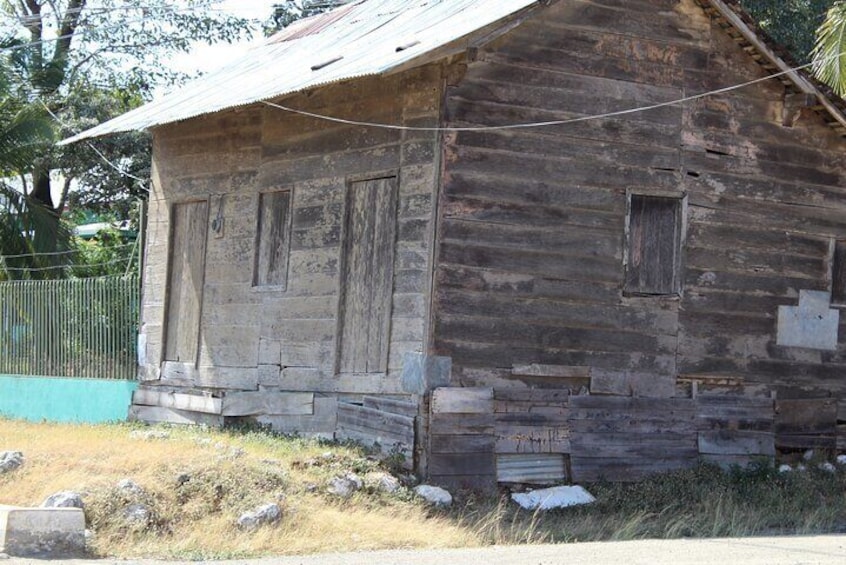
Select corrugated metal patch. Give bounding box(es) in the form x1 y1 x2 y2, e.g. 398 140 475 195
496 454 567 484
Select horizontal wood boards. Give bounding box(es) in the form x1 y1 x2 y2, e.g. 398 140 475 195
336 397 416 469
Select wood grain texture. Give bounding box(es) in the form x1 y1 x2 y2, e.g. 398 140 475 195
164 200 208 364
337 177 399 373
255 190 292 288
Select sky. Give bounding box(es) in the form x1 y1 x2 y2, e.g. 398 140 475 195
167 0 279 81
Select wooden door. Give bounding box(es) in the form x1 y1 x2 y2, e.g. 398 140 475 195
164 200 209 364
337 177 398 373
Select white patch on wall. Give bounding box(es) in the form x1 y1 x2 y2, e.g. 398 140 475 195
777 290 840 351
137 333 147 366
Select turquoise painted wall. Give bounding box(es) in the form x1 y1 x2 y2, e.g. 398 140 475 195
0 375 137 423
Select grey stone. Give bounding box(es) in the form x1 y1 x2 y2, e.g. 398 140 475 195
511 486 596 511
803 449 816 462
364 472 401 494
0 506 85 557
819 462 837 473
41 492 84 510
129 430 170 441
327 473 363 498
401 353 451 395
123 504 150 525
116 479 144 496
413 485 452 507
837 454 846 466
236 503 281 530
0 452 23 474
778 464 793 473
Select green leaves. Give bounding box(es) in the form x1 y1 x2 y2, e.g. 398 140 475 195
812 1 846 96
741 0 838 64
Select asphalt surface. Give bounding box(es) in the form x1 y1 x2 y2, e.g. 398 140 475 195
4 535 846 565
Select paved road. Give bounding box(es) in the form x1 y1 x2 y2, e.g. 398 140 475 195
5 535 846 565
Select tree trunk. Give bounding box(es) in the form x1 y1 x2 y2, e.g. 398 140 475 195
29 166 61 259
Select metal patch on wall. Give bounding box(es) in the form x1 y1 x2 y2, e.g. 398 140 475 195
777 290 839 351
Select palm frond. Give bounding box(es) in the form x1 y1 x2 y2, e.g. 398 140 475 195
812 1 846 97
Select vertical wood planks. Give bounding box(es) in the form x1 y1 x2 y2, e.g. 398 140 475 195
164 200 209 364
255 190 292 288
338 177 398 373
625 195 682 295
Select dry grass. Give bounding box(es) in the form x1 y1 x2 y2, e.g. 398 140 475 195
2 419 846 559
0 419 476 559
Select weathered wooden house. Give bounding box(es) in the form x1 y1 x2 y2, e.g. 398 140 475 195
67 0 846 488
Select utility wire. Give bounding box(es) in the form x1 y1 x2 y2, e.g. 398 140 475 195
0 0 230 22
0 1 247 55
0 242 135 260
38 99 151 190
0 255 133 272
262 57 838 132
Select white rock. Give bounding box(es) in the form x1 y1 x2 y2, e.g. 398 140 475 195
803 449 816 462
130 430 170 441
797 464 808 472
327 473 363 498
778 464 793 473
41 491 84 509
511 485 596 511
123 504 150 524
364 472 401 494
836 454 846 466
0 451 23 474
413 485 452 507
819 462 837 473
236 503 281 530
116 479 145 496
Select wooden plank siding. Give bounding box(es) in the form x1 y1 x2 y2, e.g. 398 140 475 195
136 65 444 435
134 0 846 486
433 0 846 400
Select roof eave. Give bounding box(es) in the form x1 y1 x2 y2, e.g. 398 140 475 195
702 0 846 134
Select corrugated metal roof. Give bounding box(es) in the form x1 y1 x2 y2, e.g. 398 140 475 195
62 0 540 144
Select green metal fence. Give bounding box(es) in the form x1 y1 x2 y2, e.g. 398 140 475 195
0 276 140 380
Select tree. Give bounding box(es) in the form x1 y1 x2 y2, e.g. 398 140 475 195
0 48 73 280
0 0 252 250
740 0 838 63
812 2 846 96
264 0 344 36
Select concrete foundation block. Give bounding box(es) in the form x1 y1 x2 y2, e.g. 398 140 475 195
0 505 86 557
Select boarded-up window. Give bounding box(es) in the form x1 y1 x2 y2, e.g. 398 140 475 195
832 240 846 304
164 200 209 364
337 177 398 373
254 191 292 288
625 195 682 295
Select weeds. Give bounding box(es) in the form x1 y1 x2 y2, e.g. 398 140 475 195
2 418 846 559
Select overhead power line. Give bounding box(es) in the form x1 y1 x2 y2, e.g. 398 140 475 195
0 242 135 260
262 56 840 133
0 0 248 55
0 255 133 273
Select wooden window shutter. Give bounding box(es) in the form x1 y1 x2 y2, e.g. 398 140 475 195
625 195 682 295
832 240 846 304
254 190 292 289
